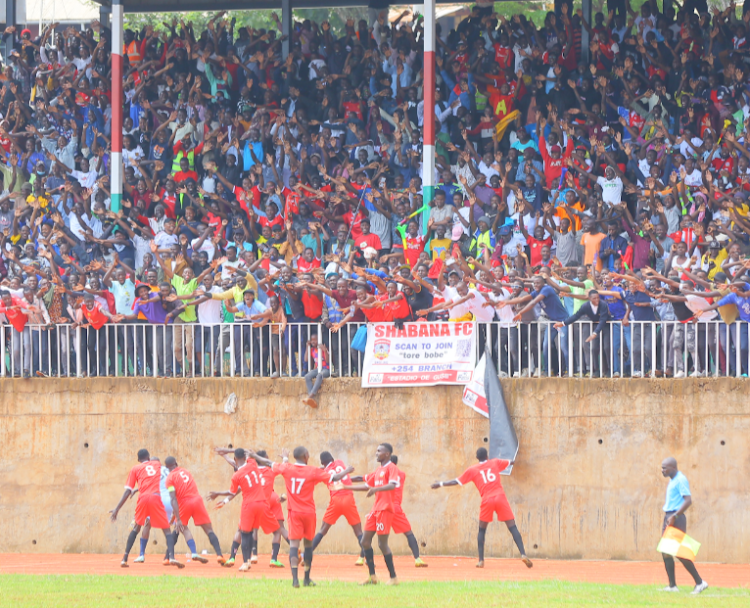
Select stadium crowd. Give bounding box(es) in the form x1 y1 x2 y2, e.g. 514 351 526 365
2 1 750 380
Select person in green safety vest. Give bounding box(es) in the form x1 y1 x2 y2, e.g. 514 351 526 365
172 133 202 176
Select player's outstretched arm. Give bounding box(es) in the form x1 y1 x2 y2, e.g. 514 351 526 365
346 483 371 492
366 482 396 498
208 490 237 508
246 449 273 467
215 447 239 471
331 465 355 482
431 480 460 489
109 488 134 522
350 475 364 483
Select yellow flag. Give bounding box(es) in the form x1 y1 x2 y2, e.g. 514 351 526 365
657 526 701 561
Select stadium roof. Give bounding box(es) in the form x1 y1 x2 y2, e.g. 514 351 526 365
90 0 473 11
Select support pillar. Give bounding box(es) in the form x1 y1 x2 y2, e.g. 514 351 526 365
422 0 436 229
99 4 111 30
581 0 592 64
110 0 123 212
4 0 15 65
281 0 292 59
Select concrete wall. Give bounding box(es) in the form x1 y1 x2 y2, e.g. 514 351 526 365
1 378 748 562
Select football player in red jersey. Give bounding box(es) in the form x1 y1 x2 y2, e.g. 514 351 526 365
347 442 400 585
109 449 182 568
431 447 532 569
311 451 361 554
209 448 280 572
249 446 350 588
164 456 225 565
255 449 290 567
214 447 290 568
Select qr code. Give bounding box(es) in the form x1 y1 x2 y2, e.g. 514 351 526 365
457 339 472 358
457 371 471 382
369 374 383 384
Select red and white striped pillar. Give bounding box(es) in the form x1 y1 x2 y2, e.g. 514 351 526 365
110 0 123 212
422 0 436 224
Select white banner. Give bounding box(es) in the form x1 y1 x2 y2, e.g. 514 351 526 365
361 322 477 387
462 354 488 417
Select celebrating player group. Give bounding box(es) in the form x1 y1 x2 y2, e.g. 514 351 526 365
109 442 531 586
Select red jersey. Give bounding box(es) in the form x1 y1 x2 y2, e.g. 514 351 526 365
404 234 427 267
364 461 399 513
324 459 353 497
230 460 267 503
539 137 573 189
258 214 285 230
362 302 386 322
125 460 162 495
297 257 321 273
342 209 367 242
233 185 262 215
492 44 512 69
0 296 30 332
527 236 553 266
355 233 382 251
80 301 109 330
380 292 411 321
712 156 734 175
393 468 405 507
456 458 511 500
165 467 201 502
272 461 334 513
258 465 278 501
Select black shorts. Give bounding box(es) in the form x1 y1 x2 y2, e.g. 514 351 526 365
662 511 687 534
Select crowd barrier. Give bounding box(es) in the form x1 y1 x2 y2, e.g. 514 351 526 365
0 320 747 379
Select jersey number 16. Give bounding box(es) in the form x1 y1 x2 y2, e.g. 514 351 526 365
479 469 497 483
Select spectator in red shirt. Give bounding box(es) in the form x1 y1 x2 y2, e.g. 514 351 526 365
354 219 382 252
0 289 37 377
172 156 199 184
539 123 574 189
520 224 553 267
378 281 412 323
77 292 123 377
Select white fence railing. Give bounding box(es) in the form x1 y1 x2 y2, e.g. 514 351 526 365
0 321 747 379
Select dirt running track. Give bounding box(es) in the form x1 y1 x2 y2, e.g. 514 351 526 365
1 554 749 588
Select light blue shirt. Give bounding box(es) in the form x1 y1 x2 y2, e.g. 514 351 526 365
663 471 691 512
236 300 267 321
159 465 173 516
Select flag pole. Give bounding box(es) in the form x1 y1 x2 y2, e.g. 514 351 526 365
422 0 436 233
110 0 123 213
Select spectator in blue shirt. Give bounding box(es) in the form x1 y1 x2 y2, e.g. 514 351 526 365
508 275 569 375
599 222 629 271
624 283 656 377
695 284 750 375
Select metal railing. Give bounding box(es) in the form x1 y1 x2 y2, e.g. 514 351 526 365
0 321 366 379
0 320 747 379
473 320 749 379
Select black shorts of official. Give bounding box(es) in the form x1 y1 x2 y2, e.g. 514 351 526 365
662 510 687 534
